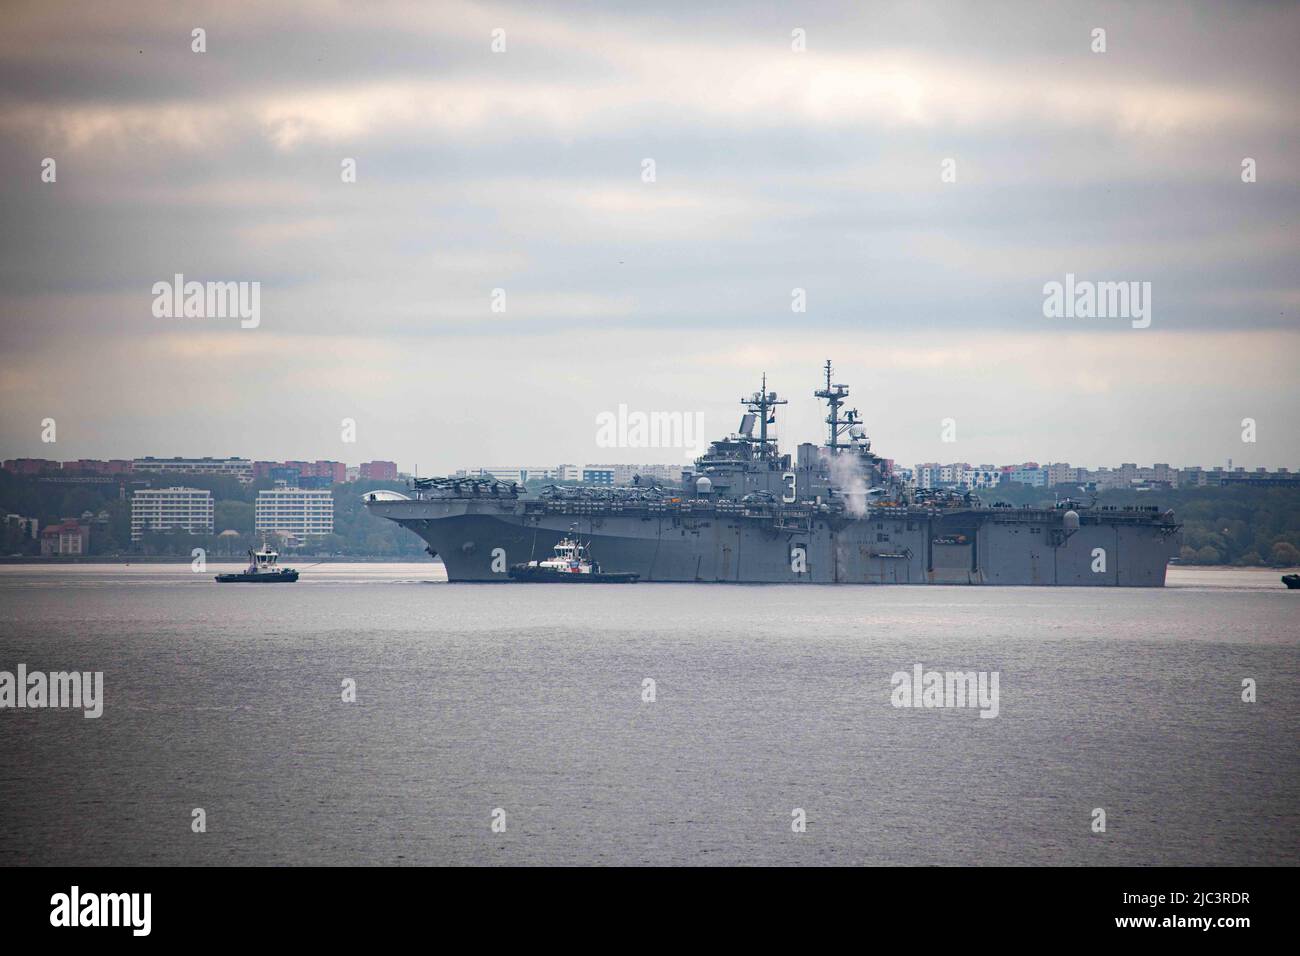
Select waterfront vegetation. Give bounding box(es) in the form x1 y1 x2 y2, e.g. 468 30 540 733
3 470 1299 566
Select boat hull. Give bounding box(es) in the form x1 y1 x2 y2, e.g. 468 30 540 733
508 566 639 583
368 498 1178 586
214 570 299 583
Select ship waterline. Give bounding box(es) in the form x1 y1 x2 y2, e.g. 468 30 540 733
367 362 1180 586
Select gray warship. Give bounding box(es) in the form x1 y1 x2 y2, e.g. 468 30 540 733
366 362 1181 585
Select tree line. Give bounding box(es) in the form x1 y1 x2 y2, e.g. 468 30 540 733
4 470 1299 565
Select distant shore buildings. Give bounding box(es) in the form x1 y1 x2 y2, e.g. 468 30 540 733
4 514 39 540
3 455 1298 493
907 461 1298 492
2 457 398 486
453 463 686 486
132 456 254 481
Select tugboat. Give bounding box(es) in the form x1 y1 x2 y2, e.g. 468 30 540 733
215 542 300 583
508 528 638 583
1283 574 1300 590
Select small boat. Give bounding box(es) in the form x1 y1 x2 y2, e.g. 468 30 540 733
508 529 638 583
215 543 299 583
1284 574 1300 590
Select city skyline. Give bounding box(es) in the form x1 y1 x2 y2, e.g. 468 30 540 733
2 450 1300 476
6 450 1299 485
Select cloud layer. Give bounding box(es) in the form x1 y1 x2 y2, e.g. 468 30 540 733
1 0 1297 471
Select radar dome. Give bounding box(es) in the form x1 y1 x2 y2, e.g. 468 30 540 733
1063 510 1080 532
696 476 713 494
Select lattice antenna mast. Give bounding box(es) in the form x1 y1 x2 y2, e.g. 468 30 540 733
741 373 787 456
814 359 854 453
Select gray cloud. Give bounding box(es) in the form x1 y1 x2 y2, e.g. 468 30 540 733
1 0 1297 471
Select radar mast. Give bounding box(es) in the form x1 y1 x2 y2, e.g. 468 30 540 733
740 373 787 457
815 359 866 454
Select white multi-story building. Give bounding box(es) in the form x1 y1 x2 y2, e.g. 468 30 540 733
255 488 334 537
131 487 214 541
960 467 1002 490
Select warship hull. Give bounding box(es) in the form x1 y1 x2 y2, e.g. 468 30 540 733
369 498 1178 585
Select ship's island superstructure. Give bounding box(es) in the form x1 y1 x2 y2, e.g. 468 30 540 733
366 362 1181 585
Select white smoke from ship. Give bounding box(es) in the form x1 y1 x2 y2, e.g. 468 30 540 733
826 450 869 518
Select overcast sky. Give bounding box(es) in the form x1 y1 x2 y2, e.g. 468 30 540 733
1 0 1297 474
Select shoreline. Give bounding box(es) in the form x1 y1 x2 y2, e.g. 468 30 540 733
0 555 436 565
0 557 1294 579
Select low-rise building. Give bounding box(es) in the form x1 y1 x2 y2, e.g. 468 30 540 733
257 460 346 484
2 458 61 475
40 519 90 555
1214 466 1300 487
60 460 132 475
254 462 341 489
133 457 253 482
4 514 39 539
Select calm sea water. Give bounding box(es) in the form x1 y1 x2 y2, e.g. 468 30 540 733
1 563 1296 866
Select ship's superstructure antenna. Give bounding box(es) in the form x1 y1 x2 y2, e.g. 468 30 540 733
815 359 864 454
740 373 787 456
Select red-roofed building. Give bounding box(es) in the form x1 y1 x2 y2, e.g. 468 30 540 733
59 459 133 475
3 459 61 475
40 519 89 555
253 460 346 484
